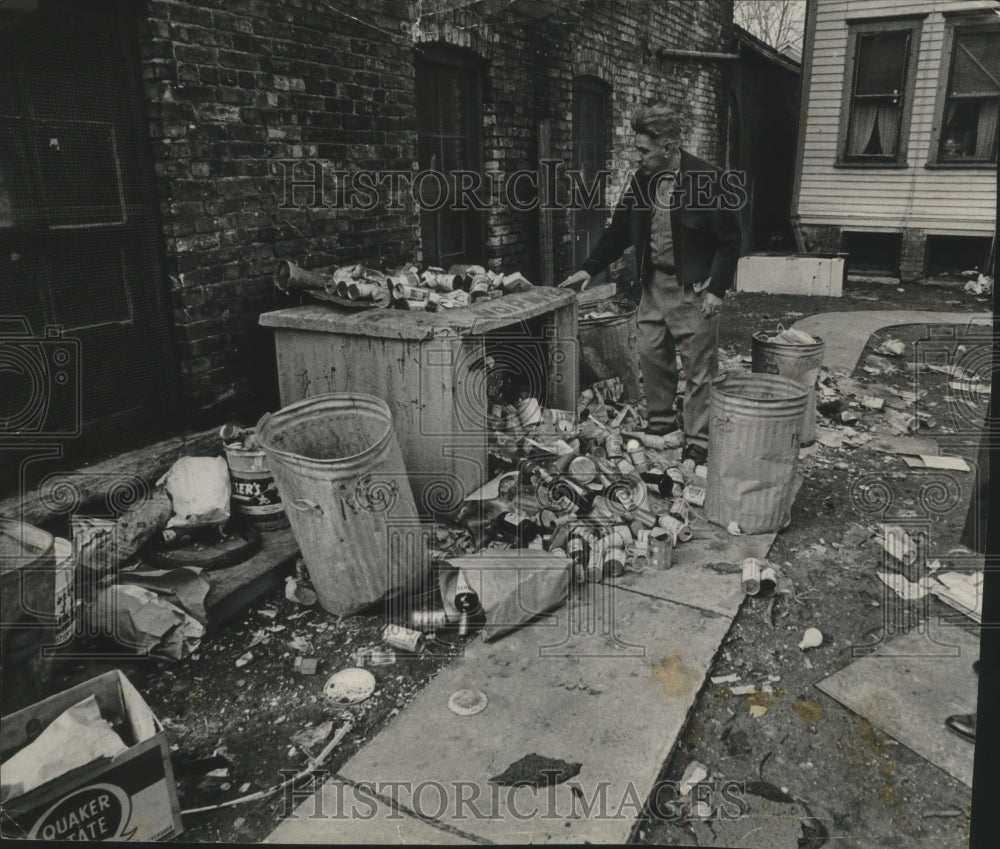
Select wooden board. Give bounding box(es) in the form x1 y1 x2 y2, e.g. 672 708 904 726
260 288 577 341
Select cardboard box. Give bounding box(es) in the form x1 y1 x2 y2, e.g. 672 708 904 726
736 253 846 297
0 670 182 841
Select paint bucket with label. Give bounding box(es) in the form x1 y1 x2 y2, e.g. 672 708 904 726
224 437 288 530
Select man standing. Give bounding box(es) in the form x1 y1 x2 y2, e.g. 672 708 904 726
560 103 742 465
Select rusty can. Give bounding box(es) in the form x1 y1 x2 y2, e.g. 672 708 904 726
657 513 692 543
382 623 426 653
648 527 674 569
741 558 764 595
602 524 633 548
630 546 650 571
568 455 598 485
605 432 623 458
410 609 449 632
469 274 491 300
631 505 657 528
668 497 690 523
602 541 627 579
682 484 706 507
625 439 646 469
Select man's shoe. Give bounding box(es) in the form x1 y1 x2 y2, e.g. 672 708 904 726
945 713 976 742
682 443 708 466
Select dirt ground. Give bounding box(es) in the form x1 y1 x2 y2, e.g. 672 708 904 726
34 276 992 845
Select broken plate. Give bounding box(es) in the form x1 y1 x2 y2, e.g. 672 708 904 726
323 668 376 704
447 688 488 716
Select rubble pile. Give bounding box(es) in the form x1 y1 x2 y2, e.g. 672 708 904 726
275 259 533 311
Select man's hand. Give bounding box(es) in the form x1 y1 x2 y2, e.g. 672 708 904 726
701 290 723 318
559 270 592 291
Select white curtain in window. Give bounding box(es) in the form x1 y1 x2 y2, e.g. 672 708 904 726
848 103 880 155
878 104 900 156
976 100 999 159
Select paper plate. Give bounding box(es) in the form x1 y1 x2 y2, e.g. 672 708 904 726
447 688 488 716
323 668 376 704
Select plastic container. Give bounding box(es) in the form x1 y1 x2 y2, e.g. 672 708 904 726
751 331 825 445
224 440 288 530
578 298 641 402
256 393 427 616
706 373 809 533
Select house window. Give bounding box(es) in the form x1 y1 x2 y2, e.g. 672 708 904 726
839 18 923 165
937 27 1000 163
415 46 486 267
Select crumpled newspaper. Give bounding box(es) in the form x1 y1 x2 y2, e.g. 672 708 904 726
0 694 127 802
91 583 205 659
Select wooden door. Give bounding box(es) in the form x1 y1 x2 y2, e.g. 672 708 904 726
0 0 175 478
572 77 610 279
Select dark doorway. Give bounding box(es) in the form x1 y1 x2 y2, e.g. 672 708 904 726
0 0 175 482
571 76 610 280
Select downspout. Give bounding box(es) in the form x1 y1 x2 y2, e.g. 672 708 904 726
790 0 819 253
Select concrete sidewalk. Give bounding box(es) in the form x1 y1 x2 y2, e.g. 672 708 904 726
792 311 990 374
267 528 776 844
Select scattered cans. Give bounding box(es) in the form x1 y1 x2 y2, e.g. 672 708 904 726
382 623 426 653
682 484 706 507
410 609 449 632
657 513 692 543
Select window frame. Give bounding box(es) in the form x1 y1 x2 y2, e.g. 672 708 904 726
836 16 925 168
926 13 1000 169
414 44 487 267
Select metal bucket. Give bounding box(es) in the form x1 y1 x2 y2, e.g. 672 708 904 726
256 393 427 616
224 441 289 530
751 331 825 445
578 298 641 402
706 373 808 533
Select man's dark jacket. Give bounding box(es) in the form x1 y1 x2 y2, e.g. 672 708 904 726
580 149 742 301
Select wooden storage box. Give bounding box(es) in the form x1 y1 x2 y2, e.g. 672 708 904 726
260 288 579 516
736 253 846 297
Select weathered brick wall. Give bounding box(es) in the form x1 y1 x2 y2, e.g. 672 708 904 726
137 0 419 424
136 0 733 426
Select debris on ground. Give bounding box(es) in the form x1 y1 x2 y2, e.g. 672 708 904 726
489 753 582 786
798 628 823 650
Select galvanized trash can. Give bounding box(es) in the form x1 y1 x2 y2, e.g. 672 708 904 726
256 393 427 616
706 373 809 533
578 298 641 402
751 330 825 445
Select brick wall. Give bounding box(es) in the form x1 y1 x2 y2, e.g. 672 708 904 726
136 0 734 427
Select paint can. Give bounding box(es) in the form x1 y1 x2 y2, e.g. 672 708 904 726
224 435 288 530
383 623 426 653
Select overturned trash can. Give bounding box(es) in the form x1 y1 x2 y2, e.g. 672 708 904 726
751 328 825 445
256 393 427 616
578 298 641 403
706 373 808 533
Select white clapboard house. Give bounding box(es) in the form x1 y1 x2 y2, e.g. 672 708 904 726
792 0 998 280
